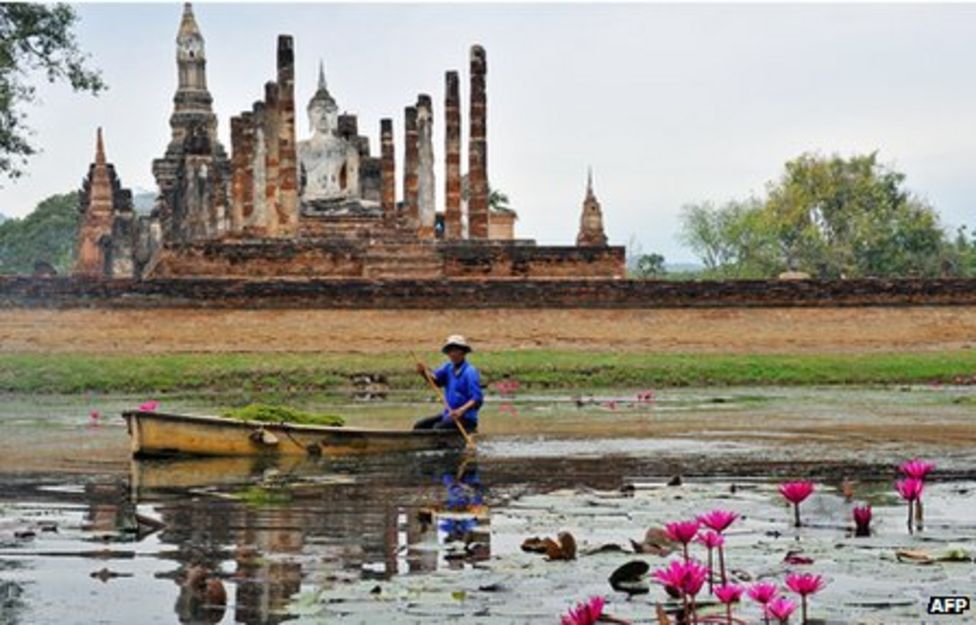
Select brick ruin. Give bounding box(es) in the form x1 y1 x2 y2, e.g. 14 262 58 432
76 3 626 280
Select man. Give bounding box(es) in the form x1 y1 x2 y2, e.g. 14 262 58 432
413 335 483 433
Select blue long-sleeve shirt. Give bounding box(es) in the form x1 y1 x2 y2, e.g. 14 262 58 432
433 360 483 426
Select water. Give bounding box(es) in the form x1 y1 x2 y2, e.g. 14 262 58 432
0 387 974 624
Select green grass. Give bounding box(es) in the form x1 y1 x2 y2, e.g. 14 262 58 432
0 350 974 396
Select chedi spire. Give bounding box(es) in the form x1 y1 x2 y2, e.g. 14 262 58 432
576 167 608 247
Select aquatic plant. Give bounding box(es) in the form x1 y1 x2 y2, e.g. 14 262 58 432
747 581 780 625
785 572 825 624
714 583 744 624
896 477 924 531
221 403 345 427
899 458 935 480
765 596 797 624
138 400 159 412
652 559 708 622
665 519 701 561
695 530 723 593
852 504 872 537
560 595 605 625
778 480 815 527
699 509 737 584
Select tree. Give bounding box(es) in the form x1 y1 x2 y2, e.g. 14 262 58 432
634 253 666 278
0 192 79 274
679 152 952 278
1 4 105 181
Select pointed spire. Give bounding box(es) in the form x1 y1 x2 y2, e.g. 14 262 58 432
317 59 327 91
179 3 200 37
95 127 106 166
586 166 593 196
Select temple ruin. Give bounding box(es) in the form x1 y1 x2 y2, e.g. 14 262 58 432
76 3 625 280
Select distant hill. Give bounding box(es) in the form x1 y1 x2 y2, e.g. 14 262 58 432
665 262 704 273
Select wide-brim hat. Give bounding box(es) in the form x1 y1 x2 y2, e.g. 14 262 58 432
442 334 472 354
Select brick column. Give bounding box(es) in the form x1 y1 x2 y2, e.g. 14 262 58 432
229 116 245 233
240 111 255 225
468 45 489 239
416 94 435 239
444 71 462 240
276 35 298 235
263 82 280 237
403 105 419 230
380 118 396 222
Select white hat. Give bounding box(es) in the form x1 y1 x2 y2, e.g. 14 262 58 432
442 334 472 353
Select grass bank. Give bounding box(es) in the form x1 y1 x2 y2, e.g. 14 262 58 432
1 350 975 396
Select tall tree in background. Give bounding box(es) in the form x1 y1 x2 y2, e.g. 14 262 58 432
0 192 78 274
1 3 104 181
680 152 952 278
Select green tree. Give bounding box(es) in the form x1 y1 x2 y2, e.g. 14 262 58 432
680 152 952 278
1 4 105 181
0 192 79 274
634 252 666 278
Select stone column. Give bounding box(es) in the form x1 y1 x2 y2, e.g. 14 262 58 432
263 81 280 237
380 118 396 222
240 111 255 226
229 116 245 234
468 45 489 239
276 35 298 235
403 105 419 230
416 94 436 239
444 71 462 240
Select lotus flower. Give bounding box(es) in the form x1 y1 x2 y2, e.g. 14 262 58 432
665 519 700 560
139 400 159 412
852 505 872 537
699 509 738 533
89 410 100 421
714 584 744 624
766 596 797 623
560 596 604 625
748 581 780 625
696 530 723 594
897 477 925 531
899 458 935 480
652 559 708 621
779 480 815 527
786 572 825 623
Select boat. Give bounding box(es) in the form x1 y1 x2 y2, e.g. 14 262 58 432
121 409 467 458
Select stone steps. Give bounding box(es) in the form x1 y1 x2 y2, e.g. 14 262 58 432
363 241 443 279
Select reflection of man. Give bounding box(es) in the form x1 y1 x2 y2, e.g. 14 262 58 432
413 335 483 433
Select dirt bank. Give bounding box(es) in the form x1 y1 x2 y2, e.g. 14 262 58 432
2 306 975 354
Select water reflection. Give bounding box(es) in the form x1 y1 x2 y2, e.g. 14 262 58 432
127 451 489 624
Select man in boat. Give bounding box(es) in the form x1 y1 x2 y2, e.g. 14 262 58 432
413 335 483 433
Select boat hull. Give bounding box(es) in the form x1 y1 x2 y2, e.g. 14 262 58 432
121 410 466 457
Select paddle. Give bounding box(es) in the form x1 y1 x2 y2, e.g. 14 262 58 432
410 351 476 449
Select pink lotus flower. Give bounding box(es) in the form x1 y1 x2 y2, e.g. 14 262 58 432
779 480 814 504
665 519 701 560
699 509 738 533
766 596 797 623
896 478 924 502
560 596 604 625
899 458 935 480
714 584 744 604
651 559 708 597
696 530 724 549
747 581 779 605
852 505 872 536
785 573 825 597
139 400 159 412
89 410 101 421
779 480 815 527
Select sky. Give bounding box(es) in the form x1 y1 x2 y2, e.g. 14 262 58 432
3 3 976 263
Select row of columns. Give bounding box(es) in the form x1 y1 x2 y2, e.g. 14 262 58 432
377 44 489 240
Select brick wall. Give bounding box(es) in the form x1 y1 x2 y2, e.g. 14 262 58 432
3 276 976 309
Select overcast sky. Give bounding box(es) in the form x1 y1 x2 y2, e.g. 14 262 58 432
2 2 976 263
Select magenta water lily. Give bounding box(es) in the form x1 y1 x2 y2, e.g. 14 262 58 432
896 477 924 531
899 458 935 480
779 480 815 527
766 596 798 624
664 519 700 561
747 581 780 625
714 584 744 624
698 508 738 584
852 504 872 537
652 559 708 622
786 572 826 624
560 596 605 625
